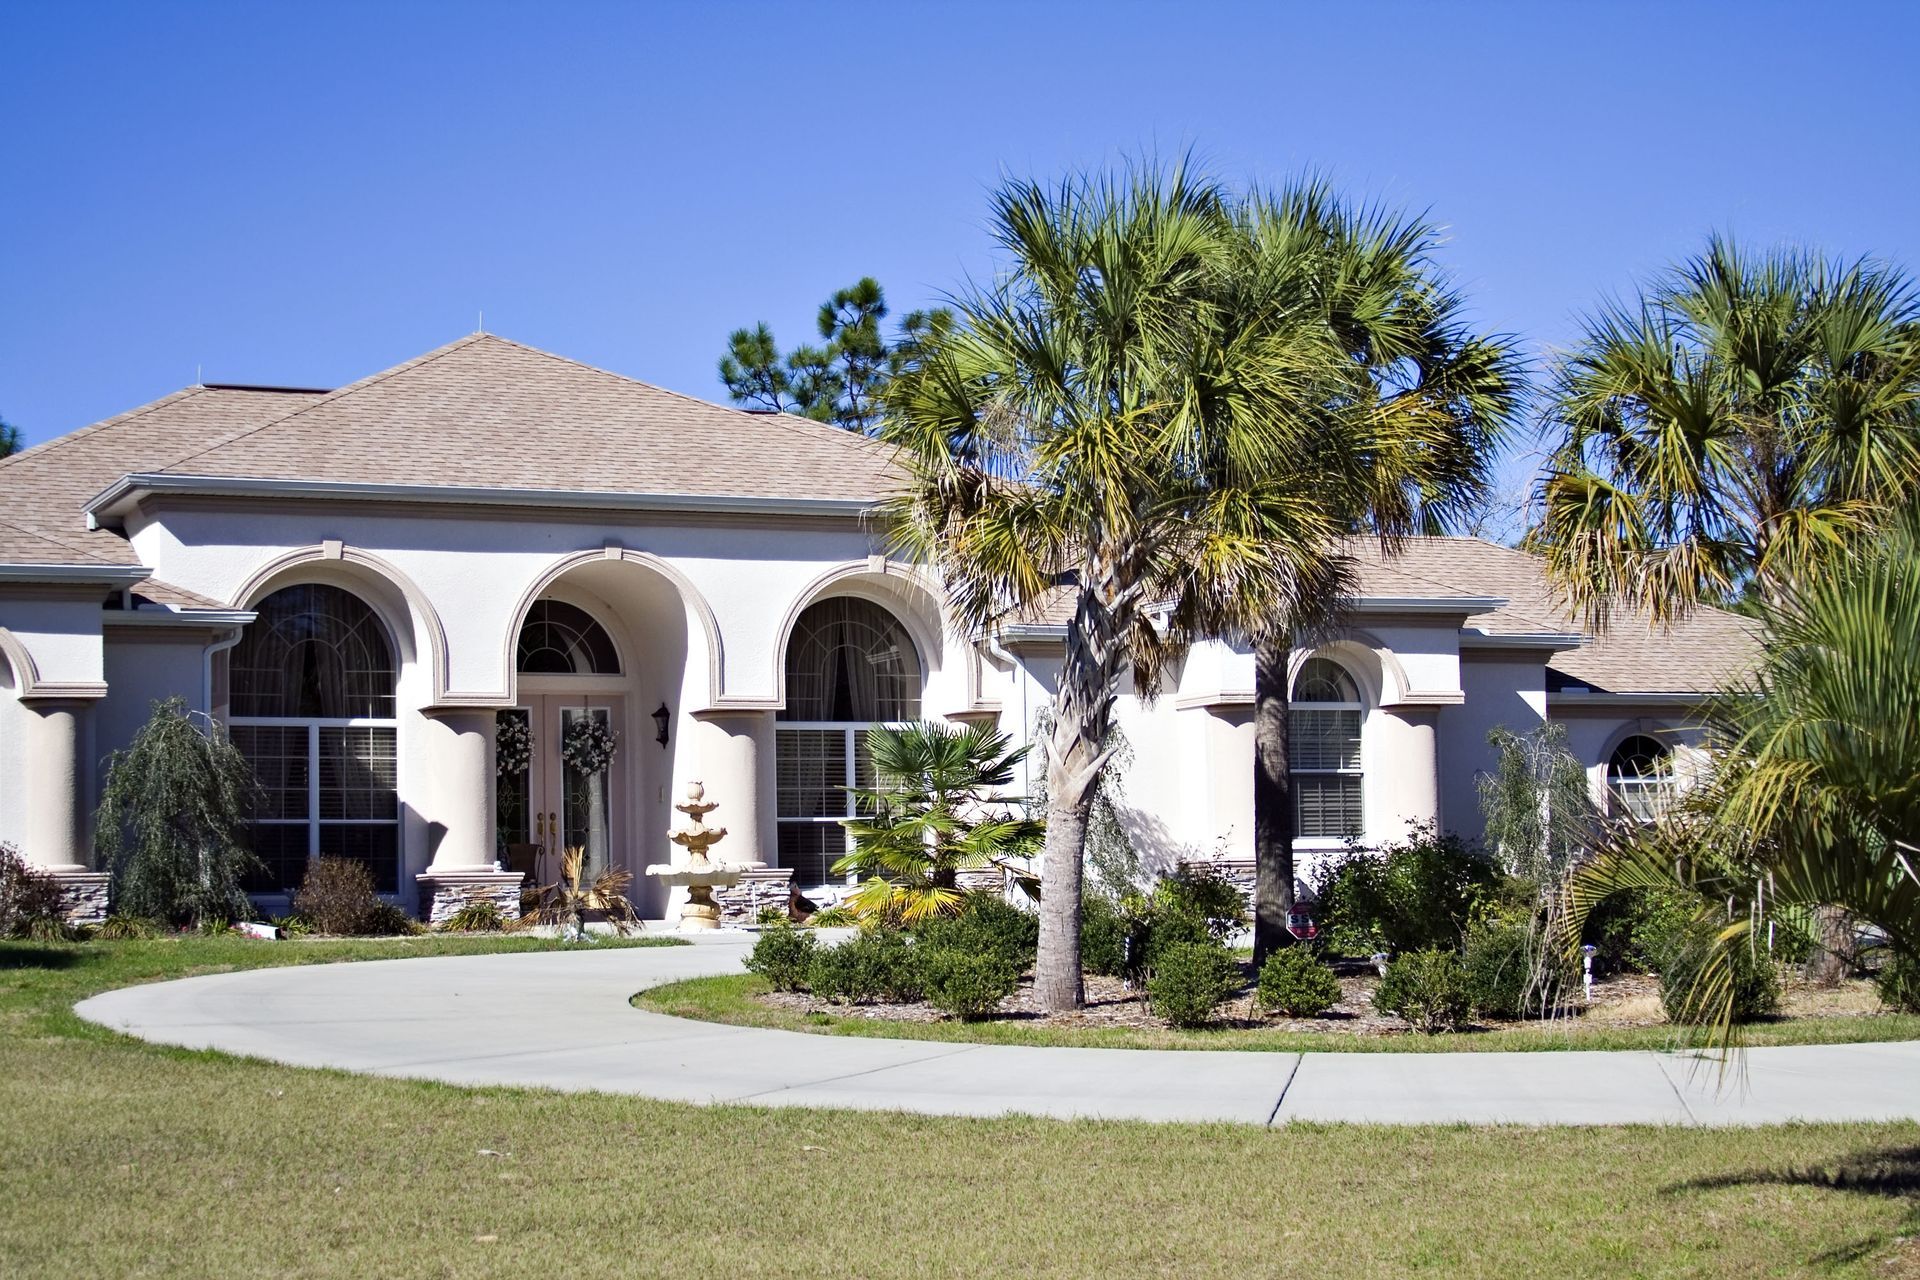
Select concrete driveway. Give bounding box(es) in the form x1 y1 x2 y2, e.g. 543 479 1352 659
75 936 1920 1126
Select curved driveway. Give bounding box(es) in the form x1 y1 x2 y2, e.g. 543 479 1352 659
76 937 1920 1126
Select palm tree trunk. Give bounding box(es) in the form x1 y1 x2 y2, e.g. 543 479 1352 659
1033 577 1130 1011
1251 633 1297 965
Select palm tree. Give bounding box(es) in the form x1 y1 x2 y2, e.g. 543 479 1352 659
1562 498 1920 1047
1532 237 1920 980
882 162 1340 1009
1532 237 1920 627
1204 187 1520 963
833 720 1044 923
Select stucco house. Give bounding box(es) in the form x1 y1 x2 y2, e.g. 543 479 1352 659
0 334 1761 924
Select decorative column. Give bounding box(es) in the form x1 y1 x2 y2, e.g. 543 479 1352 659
1373 704 1441 840
689 710 773 922
415 708 522 925
22 698 109 925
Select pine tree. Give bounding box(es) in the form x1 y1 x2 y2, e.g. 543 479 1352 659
717 278 951 431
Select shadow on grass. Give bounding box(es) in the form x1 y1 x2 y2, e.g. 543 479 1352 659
1669 1145 1920 1267
0 944 81 971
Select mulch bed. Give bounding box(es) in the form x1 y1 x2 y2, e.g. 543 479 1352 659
755 961 1895 1038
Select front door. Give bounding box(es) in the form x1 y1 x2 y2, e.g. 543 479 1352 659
497 695 624 884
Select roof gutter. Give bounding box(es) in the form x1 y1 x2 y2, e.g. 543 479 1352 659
0 563 152 587
1459 627 1586 653
85 473 880 528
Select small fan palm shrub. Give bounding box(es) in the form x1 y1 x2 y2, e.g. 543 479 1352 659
95 697 260 929
1255 946 1340 1018
518 846 640 938
834 721 1044 924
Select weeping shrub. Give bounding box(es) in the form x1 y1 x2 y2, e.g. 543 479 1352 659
95 697 260 929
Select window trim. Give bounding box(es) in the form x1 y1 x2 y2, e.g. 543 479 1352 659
1289 656 1365 841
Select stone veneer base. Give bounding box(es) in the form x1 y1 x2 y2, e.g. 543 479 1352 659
416 870 524 926
51 871 111 928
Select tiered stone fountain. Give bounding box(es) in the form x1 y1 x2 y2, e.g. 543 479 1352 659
646 781 760 930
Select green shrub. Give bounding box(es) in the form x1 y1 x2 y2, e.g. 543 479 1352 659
271 913 312 938
94 914 164 940
807 905 858 928
913 894 1038 972
1146 941 1241 1028
1464 923 1571 1020
1154 865 1247 944
0 843 70 939
745 922 818 992
439 899 508 933
922 949 1019 1020
1875 950 1920 1013
1080 894 1128 977
1373 948 1472 1033
1583 886 1699 975
1255 946 1341 1017
754 905 787 926
1314 827 1498 956
292 858 412 936
1657 930 1781 1025
807 928 922 1004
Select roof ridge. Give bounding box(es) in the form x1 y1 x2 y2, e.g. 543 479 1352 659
0 386 209 476
471 333 900 460
152 334 492 476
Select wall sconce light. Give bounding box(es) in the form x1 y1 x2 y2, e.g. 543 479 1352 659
652 703 671 747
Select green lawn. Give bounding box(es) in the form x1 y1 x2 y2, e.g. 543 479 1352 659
1 937 1917 1278
637 971 1920 1053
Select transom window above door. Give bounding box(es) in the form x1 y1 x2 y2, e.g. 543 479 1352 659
517 600 620 675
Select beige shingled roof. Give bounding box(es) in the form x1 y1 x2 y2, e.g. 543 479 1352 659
145 334 908 503
1351 537 1762 696
1007 537 1761 695
0 385 326 566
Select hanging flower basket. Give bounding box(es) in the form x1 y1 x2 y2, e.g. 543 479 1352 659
495 712 534 776
562 716 620 776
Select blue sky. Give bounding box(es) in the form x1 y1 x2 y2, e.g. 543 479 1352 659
5 0 1917 511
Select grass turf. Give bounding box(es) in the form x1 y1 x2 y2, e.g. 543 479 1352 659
637 972 1920 1053
0 936 1917 1277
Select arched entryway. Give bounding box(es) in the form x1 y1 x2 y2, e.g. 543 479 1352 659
496 560 692 915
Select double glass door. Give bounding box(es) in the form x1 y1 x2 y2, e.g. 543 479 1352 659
497 695 622 882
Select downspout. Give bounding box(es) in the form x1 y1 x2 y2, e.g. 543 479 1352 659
203 624 245 726
984 631 1031 798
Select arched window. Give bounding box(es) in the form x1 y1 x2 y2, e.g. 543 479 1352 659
1608 734 1674 823
776 597 923 886
228 584 400 894
516 600 620 675
1290 656 1363 840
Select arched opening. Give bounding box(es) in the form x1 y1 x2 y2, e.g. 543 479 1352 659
1290 655 1364 840
775 597 922 887
516 600 621 676
229 583 400 894
498 598 626 883
1607 733 1673 823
